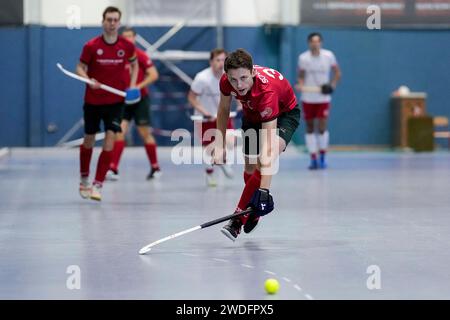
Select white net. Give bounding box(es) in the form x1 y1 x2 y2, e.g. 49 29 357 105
127 0 218 26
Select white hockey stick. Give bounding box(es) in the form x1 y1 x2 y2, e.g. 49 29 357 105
138 208 252 254
56 63 126 97
301 86 322 93
190 111 237 122
60 132 105 148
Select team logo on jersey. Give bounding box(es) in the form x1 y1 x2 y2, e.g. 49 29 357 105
260 107 273 118
117 49 125 57
96 49 103 55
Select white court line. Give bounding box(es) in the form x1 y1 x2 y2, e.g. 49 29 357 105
181 253 199 257
177 253 315 299
293 284 302 292
0 148 10 159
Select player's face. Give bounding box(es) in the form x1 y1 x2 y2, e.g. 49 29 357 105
226 67 255 96
309 36 322 52
103 12 121 35
122 31 136 44
210 53 226 75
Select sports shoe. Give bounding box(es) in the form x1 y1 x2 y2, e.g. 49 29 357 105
147 167 162 180
205 170 217 187
79 177 91 199
243 210 260 234
219 164 234 179
308 159 319 170
90 182 102 201
221 216 243 242
106 169 120 181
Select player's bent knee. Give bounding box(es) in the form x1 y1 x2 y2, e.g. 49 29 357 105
83 135 96 148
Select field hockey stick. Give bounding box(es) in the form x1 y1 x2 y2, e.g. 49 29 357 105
301 86 321 93
56 63 126 97
190 111 237 122
138 208 253 254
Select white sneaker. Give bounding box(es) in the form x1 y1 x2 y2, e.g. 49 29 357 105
90 182 102 201
105 169 119 181
206 171 217 187
79 178 91 199
219 164 234 179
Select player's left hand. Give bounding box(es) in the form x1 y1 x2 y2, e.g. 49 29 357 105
125 87 141 104
248 188 274 216
321 84 334 94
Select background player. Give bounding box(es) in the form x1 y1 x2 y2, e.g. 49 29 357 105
214 49 300 241
188 48 235 187
296 32 341 170
107 26 161 181
77 6 138 201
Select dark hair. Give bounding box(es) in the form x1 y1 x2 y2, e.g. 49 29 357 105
224 49 253 72
102 6 122 21
210 48 227 61
120 26 136 36
307 32 322 42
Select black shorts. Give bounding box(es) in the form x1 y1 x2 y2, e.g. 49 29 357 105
241 105 301 156
122 95 152 126
83 103 123 135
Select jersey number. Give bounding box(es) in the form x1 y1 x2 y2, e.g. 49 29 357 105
262 68 284 80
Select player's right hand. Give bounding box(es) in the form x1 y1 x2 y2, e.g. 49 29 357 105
248 188 274 216
212 147 226 165
321 84 334 94
89 78 101 90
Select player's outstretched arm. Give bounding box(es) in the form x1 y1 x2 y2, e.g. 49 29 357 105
259 118 280 189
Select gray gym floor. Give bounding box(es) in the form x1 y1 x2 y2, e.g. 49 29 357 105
1 147 450 299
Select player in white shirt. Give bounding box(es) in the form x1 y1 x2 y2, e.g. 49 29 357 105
296 33 341 170
188 49 235 186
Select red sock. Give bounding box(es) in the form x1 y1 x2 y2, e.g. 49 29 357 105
145 143 159 169
80 145 93 178
243 171 252 183
311 153 317 160
110 140 125 172
320 150 326 156
94 150 113 184
237 170 261 224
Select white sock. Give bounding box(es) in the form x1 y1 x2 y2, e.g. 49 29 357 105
318 131 329 152
305 133 318 155
80 176 89 184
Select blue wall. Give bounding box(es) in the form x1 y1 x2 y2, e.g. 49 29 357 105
1 26 449 146
282 27 450 145
0 27 27 146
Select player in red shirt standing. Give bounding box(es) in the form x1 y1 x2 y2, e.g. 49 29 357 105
76 7 139 201
214 49 300 241
107 27 161 181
